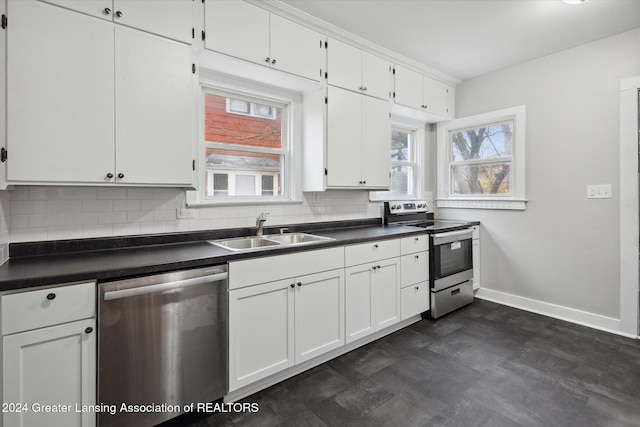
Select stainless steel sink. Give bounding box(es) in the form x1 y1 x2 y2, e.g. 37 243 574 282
210 236 281 251
266 232 334 245
209 232 334 252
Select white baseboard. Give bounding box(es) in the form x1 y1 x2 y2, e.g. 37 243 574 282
475 287 638 339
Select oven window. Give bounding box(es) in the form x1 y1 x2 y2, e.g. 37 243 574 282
434 239 473 278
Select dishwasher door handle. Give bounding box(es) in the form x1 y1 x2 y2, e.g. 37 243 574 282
103 272 228 301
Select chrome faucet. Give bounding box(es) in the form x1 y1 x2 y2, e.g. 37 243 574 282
256 212 269 236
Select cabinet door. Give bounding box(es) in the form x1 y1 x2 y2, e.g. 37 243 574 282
326 86 362 187
6 0 115 183
270 14 324 81
374 258 401 329
345 264 375 343
228 279 294 391
361 51 392 100
40 0 112 20
360 95 391 189
115 26 194 186
3 319 96 427
327 38 361 92
294 269 345 363
422 76 449 117
113 0 193 43
393 65 422 109
401 281 429 320
205 0 269 65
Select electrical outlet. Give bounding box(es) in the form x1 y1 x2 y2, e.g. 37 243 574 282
176 208 195 219
586 184 612 199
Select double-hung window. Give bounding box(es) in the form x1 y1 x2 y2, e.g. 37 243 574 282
201 90 291 202
370 125 422 201
437 105 526 210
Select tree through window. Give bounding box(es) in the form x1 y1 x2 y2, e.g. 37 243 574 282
449 121 513 195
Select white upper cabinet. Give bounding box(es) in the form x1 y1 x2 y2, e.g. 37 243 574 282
326 86 390 189
205 0 270 65
6 0 115 183
6 1 194 186
205 1 325 81
327 38 392 100
41 0 194 43
114 27 194 186
393 66 423 110
394 65 455 119
269 14 325 82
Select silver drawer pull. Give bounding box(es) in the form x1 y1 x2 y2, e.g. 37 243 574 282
46 293 56 301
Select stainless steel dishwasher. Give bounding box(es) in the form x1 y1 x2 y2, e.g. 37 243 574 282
98 265 228 427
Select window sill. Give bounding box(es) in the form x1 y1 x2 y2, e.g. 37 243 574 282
436 198 527 210
186 197 304 208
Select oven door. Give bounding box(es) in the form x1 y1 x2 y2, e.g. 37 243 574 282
431 229 473 291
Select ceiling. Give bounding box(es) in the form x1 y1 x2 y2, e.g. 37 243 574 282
278 0 640 81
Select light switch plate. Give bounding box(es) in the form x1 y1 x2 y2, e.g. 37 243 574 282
586 184 612 199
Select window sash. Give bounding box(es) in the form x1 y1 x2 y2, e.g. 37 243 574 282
202 89 290 201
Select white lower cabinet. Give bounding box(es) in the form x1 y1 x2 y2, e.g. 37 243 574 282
400 234 430 320
228 268 345 391
1 282 97 427
228 248 345 391
228 278 295 391
345 240 401 343
294 270 345 363
2 319 96 427
401 282 429 320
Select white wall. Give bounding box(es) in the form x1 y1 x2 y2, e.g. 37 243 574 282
5 186 381 243
438 28 640 326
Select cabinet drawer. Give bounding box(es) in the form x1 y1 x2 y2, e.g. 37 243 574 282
345 239 400 267
1 282 96 335
229 247 344 290
401 281 429 320
400 251 429 288
400 234 428 255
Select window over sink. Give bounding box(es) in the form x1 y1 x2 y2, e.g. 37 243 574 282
199 90 293 202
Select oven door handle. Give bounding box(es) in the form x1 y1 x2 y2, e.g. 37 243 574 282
432 229 473 245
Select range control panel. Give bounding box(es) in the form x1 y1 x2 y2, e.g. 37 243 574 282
386 200 430 214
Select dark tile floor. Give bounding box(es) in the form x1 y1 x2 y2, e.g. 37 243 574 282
190 300 640 427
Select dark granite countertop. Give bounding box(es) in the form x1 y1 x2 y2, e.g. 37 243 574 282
0 219 446 292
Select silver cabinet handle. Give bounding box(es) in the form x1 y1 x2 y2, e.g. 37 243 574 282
103 7 111 15
103 273 228 301
115 10 123 18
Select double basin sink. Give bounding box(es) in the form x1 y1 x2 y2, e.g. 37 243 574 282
210 232 334 252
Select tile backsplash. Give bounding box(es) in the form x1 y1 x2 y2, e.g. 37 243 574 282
7 186 382 243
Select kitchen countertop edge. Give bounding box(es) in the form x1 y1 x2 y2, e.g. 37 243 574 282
0 222 445 292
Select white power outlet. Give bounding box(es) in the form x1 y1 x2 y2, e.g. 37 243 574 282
586 184 612 199
176 208 195 219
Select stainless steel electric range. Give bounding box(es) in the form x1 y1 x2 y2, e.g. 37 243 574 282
384 200 474 319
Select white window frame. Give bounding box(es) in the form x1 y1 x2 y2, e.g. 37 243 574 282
436 105 527 210
370 122 424 202
187 72 303 207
